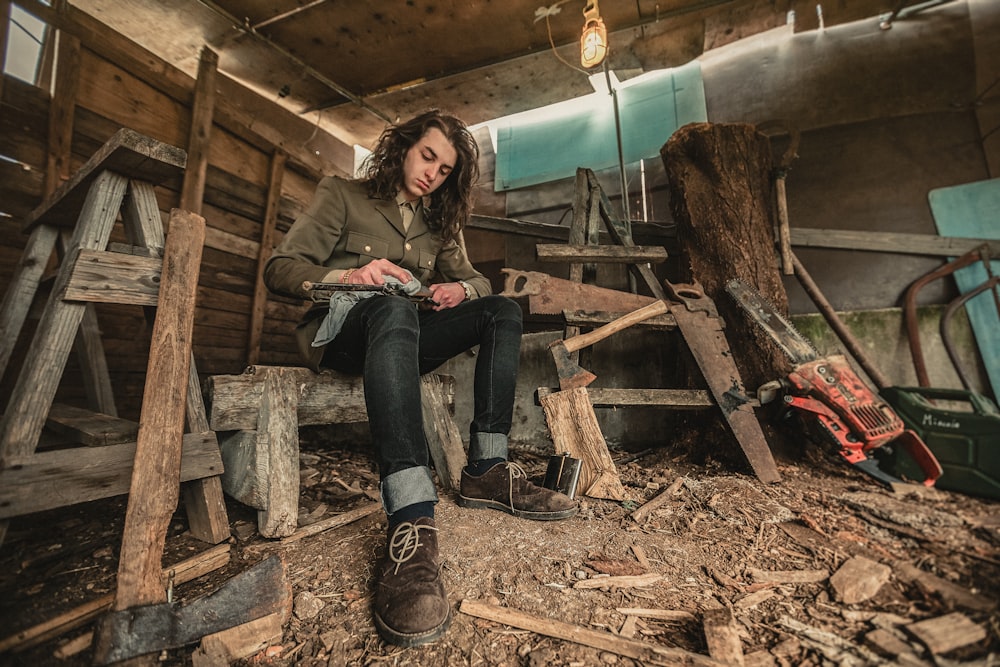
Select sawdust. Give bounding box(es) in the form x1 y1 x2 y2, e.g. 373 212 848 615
1 432 998 666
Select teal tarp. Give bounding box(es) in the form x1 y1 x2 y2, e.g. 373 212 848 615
493 61 707 191
927 178 1000 399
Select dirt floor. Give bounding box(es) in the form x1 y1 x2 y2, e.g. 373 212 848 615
1 428 998 667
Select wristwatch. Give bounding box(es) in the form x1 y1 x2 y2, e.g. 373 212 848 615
459 280 473 301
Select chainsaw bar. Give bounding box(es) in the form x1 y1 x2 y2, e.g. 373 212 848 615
725 279 820 365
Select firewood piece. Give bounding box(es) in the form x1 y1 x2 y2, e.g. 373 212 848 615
280 503 381 544
830 556 891 604
631 477 684 523
702 607 745 666
421 374 466 492
894 562 996 612
747 567 829 584
539 388 625 501
191 611 285 666
0 544 230 653
459 599 724 666
617 608 696 622
45 403 139 446
114 210 205 611
906 612 986 655
864 628 921 663
573 573 662 590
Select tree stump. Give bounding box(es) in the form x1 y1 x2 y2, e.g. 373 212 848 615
660 122 792 392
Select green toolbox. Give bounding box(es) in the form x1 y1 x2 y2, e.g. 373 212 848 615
879 386 1000 499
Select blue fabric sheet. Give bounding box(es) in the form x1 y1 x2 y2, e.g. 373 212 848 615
493 62 707 191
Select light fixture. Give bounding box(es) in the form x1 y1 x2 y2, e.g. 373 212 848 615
580 0 608 69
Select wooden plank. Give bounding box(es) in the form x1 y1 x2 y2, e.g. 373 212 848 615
44 30 80 194
63 248 162 306
280 502 381 544
22 128 186 231
0 224 58 379
539 388 626 501
45 402 139 446
114 209 204 611
470 213 675 244
0 170 128 461
257 368 300 539
179 46 217 214
75 302 117 415
420 374 465 492
789 228 1000 259
0 431 223 519
536 244 669 264
247 150 286 365
562 308 676 330
459 599 723 667
537 387 714 409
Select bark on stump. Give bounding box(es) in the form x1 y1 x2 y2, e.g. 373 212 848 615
660 122 792 391
660 122 795 461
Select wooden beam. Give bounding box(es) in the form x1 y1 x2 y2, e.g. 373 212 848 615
537 388 715 409
114 209 204 611
44 29 80 194
247 150 286 365
536 244 668 264
180 46 217 214
16 0 334 179
790 228 1000 259
63 249 162 306
0 431 223 519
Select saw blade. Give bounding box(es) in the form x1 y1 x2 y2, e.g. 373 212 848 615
725 279 820 365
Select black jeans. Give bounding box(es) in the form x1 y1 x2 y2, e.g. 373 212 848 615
320 294 522 510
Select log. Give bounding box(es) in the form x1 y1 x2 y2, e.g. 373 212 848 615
660 122 791 393
539 388 626 501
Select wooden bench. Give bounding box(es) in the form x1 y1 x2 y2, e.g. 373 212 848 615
204 366 466 538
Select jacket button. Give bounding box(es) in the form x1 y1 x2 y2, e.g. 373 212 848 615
405 242 412 251
364 245 372 253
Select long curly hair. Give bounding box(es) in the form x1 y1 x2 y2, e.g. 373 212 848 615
361 110 480 245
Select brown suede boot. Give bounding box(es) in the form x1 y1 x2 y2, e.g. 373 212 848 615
458 462 578 520
373 517 451 646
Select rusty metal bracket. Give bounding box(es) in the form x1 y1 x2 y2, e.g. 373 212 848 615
903 243 997 387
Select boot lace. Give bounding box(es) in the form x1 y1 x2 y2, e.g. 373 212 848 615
388 521 438 575
504 462 528 512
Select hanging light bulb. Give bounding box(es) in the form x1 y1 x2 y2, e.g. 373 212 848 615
580 0 608 69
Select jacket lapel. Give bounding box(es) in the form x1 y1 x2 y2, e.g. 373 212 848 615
375 199 406 236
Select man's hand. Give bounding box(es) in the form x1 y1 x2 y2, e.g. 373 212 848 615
346 258 413 286
428 282 466 310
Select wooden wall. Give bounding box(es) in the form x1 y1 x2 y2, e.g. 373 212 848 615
0 4 341 421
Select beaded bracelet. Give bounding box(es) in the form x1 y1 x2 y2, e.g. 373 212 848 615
342 268 356 283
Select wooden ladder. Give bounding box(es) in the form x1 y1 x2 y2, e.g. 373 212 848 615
0 128 230 546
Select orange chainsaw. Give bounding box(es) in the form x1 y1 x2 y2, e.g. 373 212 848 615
726 279 942 487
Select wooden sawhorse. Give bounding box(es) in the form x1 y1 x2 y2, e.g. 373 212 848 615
0 128 229 545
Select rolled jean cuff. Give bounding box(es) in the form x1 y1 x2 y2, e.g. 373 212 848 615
380 466 439 515
469 432 508 461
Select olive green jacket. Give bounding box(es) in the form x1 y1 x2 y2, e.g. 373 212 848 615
264 176 491 369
